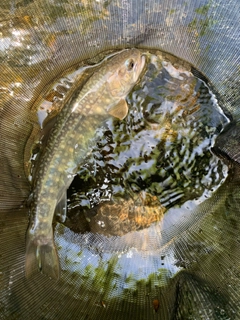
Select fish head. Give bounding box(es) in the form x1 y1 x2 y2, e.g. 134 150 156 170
107 48 146 99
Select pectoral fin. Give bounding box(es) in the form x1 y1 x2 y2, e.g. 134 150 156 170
108 99 128 120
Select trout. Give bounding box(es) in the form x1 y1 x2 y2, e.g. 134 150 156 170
25 49 146 279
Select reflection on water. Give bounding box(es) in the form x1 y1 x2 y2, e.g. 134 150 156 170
48 51 229 238
0 0 240 318
16 50 232 314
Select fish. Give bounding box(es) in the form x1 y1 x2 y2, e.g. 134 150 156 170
88 191 166 237
25 48 146 280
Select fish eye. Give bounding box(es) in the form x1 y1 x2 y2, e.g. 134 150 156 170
125 59 135 71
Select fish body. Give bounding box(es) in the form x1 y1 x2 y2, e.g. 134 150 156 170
25 49 146 279
89 191 166 237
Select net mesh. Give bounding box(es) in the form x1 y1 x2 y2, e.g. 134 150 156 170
0 0 240 319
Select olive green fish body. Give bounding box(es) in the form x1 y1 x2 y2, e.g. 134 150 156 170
25 49 146 279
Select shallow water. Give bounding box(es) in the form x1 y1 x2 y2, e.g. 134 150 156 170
19 49 233 304
0 0 240 317
30 50 230 241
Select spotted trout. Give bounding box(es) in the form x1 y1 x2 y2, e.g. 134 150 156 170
25 49 146 279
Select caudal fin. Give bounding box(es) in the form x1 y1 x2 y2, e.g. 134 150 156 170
25 235 60 280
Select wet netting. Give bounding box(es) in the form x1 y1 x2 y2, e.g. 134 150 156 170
0 0 240 319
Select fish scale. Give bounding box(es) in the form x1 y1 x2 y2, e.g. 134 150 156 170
25 49 146 280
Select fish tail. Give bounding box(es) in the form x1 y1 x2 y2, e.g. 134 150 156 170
25 231 60 280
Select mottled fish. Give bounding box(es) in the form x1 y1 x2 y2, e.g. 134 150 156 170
89 191 166 237
25 49 146 279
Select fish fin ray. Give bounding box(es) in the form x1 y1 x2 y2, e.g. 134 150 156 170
40 242 60 280
108 99 128 120
25 237 39 279
25 234 60 280
55 191 67 223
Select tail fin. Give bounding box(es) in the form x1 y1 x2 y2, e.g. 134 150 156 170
25 233 60 280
